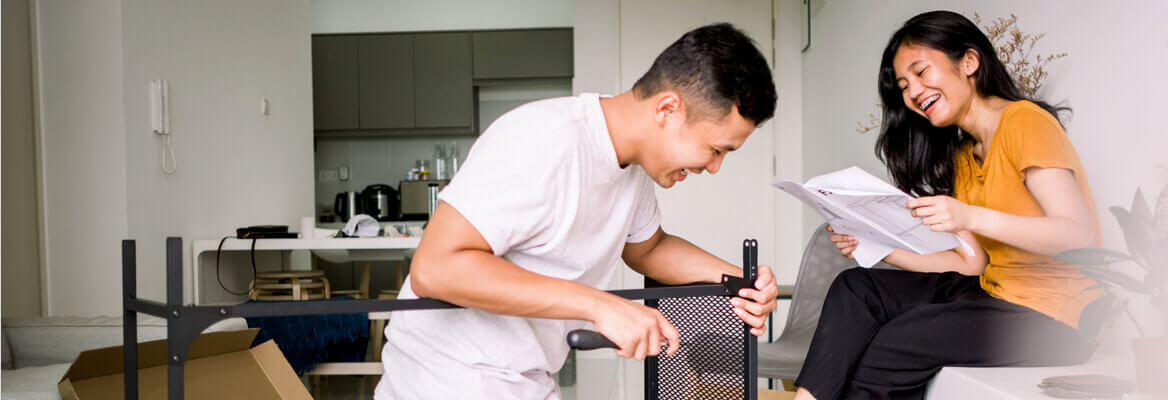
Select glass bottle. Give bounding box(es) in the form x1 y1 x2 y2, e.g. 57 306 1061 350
449 142 460 178
433 144 447 180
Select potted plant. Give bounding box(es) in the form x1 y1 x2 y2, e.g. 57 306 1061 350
1056 184 1168 397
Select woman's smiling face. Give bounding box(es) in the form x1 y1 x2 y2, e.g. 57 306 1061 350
892 43 978 127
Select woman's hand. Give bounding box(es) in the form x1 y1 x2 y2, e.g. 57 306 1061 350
907 195 978 233
826 225 858 259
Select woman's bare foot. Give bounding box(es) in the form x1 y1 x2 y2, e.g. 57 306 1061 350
793 387 818 400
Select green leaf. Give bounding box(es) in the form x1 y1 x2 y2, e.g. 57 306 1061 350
1154 183 1168 242
1079 266 1151 294
1110 206 1162 274
1055 248 1131 265
1131 188 1153 223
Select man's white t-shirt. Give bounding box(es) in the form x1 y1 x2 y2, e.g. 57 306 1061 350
374 93 662 399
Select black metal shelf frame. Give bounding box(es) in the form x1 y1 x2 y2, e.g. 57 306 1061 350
122 237 759 400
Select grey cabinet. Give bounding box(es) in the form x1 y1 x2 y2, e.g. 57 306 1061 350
472 29 573 80
312 35 359 130
413 32 473 129
358 34 415 129
312 29 571 136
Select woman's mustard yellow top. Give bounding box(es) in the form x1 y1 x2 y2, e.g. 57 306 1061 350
952 100 1103 329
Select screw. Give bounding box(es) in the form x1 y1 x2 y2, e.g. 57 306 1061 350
171 355 181 362
171 310 180 318
219 308 228 316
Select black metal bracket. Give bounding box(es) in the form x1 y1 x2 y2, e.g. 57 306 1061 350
720 239 760 296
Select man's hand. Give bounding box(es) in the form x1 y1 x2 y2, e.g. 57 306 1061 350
590 296 681 360
731 264 778 336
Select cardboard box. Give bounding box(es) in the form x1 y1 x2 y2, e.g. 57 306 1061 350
58 329 310 400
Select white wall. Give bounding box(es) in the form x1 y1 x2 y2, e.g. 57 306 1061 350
35 0 315 315
773 0 807 289
311 0 572 33
120 0 315 308
3 0 45 317
799 0 1168 345
35 0 130 317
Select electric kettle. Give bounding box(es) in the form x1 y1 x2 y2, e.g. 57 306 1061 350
334 191 359 222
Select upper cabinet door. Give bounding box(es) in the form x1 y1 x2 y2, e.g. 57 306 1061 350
413 32 473 129
472 29 573 80
312 35 359 130
358 34 415 129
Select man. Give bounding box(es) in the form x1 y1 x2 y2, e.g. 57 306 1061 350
376 23 779 399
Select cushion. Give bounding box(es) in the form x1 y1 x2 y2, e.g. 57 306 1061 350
0 362 71 399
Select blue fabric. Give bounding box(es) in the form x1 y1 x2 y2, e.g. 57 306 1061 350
244 297 370 375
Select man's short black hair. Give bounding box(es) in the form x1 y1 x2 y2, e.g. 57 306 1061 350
632 23 777 126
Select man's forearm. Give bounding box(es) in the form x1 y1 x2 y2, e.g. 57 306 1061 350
627 234 741 285
411 248 617 322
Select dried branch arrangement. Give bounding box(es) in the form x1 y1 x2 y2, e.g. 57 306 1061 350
856 13 1066 134
973 13 1068 99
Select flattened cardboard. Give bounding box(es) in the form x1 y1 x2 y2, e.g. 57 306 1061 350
58 329 310 400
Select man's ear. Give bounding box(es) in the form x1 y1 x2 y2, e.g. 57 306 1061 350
653 91 683 127
961 49 980 78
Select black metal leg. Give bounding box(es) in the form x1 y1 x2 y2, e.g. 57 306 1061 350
644 295 660 399
743 239 758 400
123 240 138 400
166 237 185 400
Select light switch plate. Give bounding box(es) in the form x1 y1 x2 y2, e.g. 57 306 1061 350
319 170 340 182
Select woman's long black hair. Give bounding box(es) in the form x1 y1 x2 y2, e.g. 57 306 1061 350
875 10 1068 196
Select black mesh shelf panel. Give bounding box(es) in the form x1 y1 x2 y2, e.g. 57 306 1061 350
651 295 746 400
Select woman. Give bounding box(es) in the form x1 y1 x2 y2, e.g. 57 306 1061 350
793 11 1109 400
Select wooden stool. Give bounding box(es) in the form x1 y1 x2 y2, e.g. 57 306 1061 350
330 262 372 299
248 271 332 397
249 271 331 301
369 289 400 362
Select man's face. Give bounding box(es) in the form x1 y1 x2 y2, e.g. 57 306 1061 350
643 97 756 188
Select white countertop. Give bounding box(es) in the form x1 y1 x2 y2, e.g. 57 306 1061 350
196 236 420 251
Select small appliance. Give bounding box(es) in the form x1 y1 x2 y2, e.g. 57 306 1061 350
334 191 359 222
399 180 448 220
361 184 400 221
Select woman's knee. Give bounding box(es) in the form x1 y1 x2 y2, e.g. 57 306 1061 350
820 267 880 309
829 267 873 293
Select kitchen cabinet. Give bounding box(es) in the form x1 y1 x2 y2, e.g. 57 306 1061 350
413 32 473 129
312 29 570 136
312 35 359 130
472 29 573 80
358 34 415 130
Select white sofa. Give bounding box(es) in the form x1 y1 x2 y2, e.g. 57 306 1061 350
1 315 247 400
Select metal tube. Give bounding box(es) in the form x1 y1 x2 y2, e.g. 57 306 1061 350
123 240 138 400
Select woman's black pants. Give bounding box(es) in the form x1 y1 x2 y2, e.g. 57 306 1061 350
794 268 1099 400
